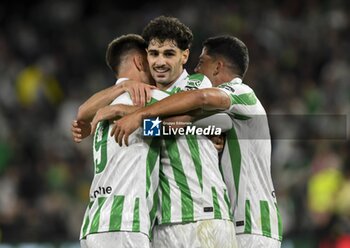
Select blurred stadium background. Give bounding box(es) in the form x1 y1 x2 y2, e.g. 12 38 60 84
0 0 349 247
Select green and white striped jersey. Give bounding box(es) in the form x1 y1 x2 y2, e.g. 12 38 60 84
156 70 233 225
80 80 169 240
218 77 283 241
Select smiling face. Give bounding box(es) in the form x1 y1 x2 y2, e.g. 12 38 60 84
146 39 189 89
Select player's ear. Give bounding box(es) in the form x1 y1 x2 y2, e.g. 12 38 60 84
134 54 144 72
213 60 223 76
181 49 189 65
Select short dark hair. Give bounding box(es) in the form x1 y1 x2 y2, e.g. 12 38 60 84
106 34 147 74
203 35 249 77
142 16 193 50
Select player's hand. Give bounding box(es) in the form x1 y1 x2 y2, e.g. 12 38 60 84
90 105 120 135
208 135 225 153
110 112 143 146
122 80 156 107
71 120 91 143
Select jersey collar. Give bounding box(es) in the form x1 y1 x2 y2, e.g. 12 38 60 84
115 78 129 85
230 77 242 84
166 69 189 92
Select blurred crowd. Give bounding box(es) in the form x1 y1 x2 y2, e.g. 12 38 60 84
0 0 349 246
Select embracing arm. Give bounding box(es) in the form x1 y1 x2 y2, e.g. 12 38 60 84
77 84 125 122
77 80 155 122
137 88 231 119
112 88 231 145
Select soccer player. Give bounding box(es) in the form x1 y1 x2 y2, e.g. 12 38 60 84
112 35 283 248
76 34 162 248
137 16 237 248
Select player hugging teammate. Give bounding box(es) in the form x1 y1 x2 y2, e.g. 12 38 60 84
72 15 282 248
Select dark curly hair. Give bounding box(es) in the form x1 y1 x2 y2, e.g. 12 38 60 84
106 34 147 75
142 16 193 51
203 35 249 78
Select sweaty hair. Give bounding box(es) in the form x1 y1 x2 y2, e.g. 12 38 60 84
106 34 147 75
142 16 193 50
203 35 249 77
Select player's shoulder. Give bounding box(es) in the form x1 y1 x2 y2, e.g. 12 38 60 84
111 92 133 105
146 89 171 105
218 80 254 94
185 73 212 90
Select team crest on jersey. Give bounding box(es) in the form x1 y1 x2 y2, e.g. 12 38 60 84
143 117 162 136
218 82 236 93
185 79 202 90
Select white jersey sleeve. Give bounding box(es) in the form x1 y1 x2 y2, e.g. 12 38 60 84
217 81 265 118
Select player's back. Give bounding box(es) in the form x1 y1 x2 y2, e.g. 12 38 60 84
80 92 161 240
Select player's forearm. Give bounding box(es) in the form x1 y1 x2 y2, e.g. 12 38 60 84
77 84 125 121
136 90 204 119
136 88 230 119
116 105 141 117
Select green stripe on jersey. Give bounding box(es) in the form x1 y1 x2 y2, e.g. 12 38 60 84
233 113 251 120
275 203 283 241
260 200 272 238
169 87 182 94
185 135 203 191
132 198 140 232
149 190 159 229
109 195 125 231
164 137 194 222
147 97 159 106
230 92 257 106
146 137 160 197
226 128 241 200
244 200 252 234
212 187 222 219
90 197 107 233
160 171 171 222
224 189 233 220
82 201 94 237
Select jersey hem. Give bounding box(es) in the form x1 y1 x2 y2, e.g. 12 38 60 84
80 229 150 241
236 231 282 242
158 215 233 225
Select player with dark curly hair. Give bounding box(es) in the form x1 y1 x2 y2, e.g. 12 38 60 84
139 16 237 248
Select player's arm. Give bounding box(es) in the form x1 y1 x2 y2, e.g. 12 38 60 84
90 104 141 135
72 80 155 143
140 88 231 117
77 80 155 122
112 88 231 146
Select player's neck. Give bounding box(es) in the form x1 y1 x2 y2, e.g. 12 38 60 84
215 72 239 86
118 70 142 82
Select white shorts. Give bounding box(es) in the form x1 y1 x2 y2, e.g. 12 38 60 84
81 231 150 248
236 234 281 248
152 219 237 248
